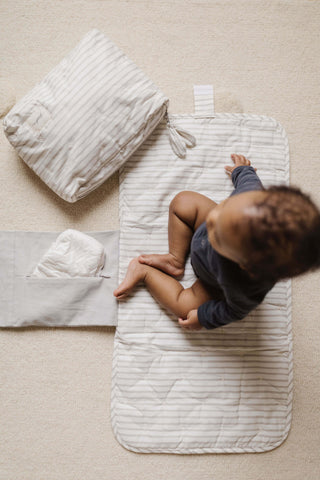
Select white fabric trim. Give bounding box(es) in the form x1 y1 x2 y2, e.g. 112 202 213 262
193 84 214 114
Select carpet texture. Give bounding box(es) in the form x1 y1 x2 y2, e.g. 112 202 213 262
0 1 319 479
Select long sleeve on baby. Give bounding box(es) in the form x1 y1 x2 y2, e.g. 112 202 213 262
230 165 264 195
198 292 266 330
197 298 245 329
197 287 269 330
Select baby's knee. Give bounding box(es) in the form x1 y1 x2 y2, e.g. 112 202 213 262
169 191 195 214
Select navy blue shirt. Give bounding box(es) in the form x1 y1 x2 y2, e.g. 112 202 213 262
190 165 276 330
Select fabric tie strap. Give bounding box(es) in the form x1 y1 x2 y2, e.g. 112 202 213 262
164 109 197 158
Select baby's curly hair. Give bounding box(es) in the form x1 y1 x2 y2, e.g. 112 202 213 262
241 185 320 283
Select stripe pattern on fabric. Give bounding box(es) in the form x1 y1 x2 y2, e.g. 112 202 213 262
193 85 215 114
111 113 292 454
2 29 169 202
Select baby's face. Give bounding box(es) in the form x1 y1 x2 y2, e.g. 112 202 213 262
206 190 267 267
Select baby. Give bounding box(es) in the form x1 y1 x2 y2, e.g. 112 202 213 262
113 154 320 331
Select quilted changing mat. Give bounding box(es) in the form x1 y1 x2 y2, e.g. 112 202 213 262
111 85 293 454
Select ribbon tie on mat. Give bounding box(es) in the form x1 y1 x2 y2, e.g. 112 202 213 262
164 110 196 158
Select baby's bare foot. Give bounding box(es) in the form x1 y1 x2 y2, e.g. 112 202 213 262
138 253 184 278
113 258 146 299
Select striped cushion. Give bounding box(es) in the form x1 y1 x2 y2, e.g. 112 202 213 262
2 29 169 203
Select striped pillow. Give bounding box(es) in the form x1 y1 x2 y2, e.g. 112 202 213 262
2 29 169 203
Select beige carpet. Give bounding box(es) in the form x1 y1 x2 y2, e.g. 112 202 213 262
0 1 319 479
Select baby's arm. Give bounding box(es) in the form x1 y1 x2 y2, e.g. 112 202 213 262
225 154 257 175
225 154 264 194
178 293 255 331
176 296 254 331
197 298 249 329
197 285 270 330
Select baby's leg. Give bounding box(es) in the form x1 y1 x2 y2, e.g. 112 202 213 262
139 191 217 277
113 258 213 318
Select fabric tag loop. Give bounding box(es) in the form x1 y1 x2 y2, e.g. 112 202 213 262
193 84 214 115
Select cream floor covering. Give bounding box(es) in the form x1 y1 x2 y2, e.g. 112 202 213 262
0 1 319 479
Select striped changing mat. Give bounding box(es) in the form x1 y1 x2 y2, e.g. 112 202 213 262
111 85 293 454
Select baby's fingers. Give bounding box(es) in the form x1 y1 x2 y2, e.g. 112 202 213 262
230 154 258 172
230 154 244 163
231 154 250 165
178 318 190 329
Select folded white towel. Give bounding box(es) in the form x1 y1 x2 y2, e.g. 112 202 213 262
30 229 105 278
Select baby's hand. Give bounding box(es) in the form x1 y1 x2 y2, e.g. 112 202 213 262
225 154 257 175
178 309 202 331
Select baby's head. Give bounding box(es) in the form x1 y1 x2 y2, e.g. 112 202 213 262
206 186 320 282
